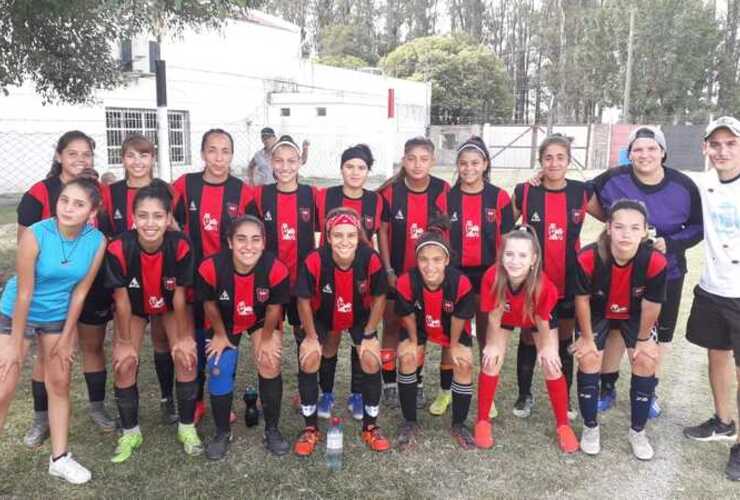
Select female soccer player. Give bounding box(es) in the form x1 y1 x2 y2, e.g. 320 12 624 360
294 207 389 456
197 215 291 459
0 178 106 484
378 137 450 409
511 134 593 419
106 182 200 462
106 134 178 425
393 220 477 450
572 199 666 460
434 136 514 417
16 131 115 448
314 144 384 421
475 226 579 453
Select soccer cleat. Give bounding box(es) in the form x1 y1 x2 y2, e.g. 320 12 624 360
580 425 601 455
205 432 232 460
513 394 534 418
177 425 204 456
89 402 117 432
193 400 206 426
628 429 654 461
567 403 578 422
111 431 143 464
648 396 662 419
683 415 737 441
556 425 579 453
264 427 290 456
727 444 740 481
160 398 179 425
382 384 399 408
429 390 452 416
49 453 92 485
347 393 363 421
597 388 616 413
416 385 426 409
474 420 494 449
23 415 50 449
489 401 498 419
317 392 335 419
294 426 321 457
362 426 391 452
450 424 476 450
395 421 419 451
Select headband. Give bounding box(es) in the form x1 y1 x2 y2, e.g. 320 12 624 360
456 143 489 160
326 213 361 234
415 240 450 258
341 146 373 168
271 140 300 156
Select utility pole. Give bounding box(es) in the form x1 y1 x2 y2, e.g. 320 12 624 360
622 7 635 123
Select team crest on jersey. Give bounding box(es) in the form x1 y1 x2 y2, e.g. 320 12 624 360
226 202 238 219
357 280 368 294
264 210 273 222
189 201 197 212
300 207 311 223
128 278 140 289
449 212 459 222
163 277 176 291
149 296 165 310
425 314 441 329
571 209 584 225
503 302 511 313
203 213 219 232
486 209 497 223
219 290 230 301
633 286 646 299
256 288 270 303
322 283 333 294
281 223 296 241
443 300 454 314
337 297 352 313
394 210 405 220
364 216 374 230
113 209 123 220
548 223 564 241
237 301 253 316
409 223 424 240
465 220 480 238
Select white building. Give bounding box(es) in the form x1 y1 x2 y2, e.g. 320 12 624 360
0 10 431 192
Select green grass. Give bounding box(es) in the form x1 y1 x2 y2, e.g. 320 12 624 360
0 168 737 499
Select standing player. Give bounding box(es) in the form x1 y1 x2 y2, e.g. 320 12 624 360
572 199 667 460
197 215 291 459
378 137 450 409
106 182 201 462
474 227 579 452
434 136 514 417
314 144 384 421
682 116 740 480
172 128 254 423
294 207 389 456
511 134 594 419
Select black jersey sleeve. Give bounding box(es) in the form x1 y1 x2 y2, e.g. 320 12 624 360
195 259 219 302
513 183 524 214
269 276 290 305
644 266 668 304
174 242 194 288
574 255 594 296
453 287 476 320
393 275 416 317
17 192 44 227
294 258 316 299
104 248 128 289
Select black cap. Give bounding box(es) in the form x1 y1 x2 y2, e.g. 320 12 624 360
260 127 276 138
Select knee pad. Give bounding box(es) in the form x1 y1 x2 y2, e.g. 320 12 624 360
207 348 239 396
380 348 396 371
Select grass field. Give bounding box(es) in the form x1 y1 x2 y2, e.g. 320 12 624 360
0 168 737 499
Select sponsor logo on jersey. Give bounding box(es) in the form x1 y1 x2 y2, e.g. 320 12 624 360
425 314 441 329
336 297 352 313
264 210 273 222
128 278 140 289
300 207 311 223
219 290 230 301
394 209 404 220
322 283 333 294
149 296 165 310
281 223 296 241
163 277 176 291
486 209 497 223
530 211 541 223
609 303 628 314
465 220 480 238
237 301 253 316
571 209 584 225
548 223 564 241
256 288 270 303
189 201 197 212
503 302 511 313
443 300 454 314
113 209 123 220
409 223 424 240
226 202 238 219
203 213 219 232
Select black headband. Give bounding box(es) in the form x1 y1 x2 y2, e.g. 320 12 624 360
341 146 373 169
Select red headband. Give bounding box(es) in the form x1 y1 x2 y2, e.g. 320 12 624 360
326 213 361 234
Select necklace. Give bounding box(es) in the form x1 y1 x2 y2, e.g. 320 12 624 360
57 222 84 265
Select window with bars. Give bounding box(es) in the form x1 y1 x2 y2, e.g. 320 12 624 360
105 108 191 167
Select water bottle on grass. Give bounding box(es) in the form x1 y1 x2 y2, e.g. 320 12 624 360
326 416 343 471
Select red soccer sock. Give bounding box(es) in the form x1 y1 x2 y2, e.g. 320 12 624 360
477 373 499 422
545 375 569 428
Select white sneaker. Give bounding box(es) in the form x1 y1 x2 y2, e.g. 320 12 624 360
628 428 654 461
48 453 92 484
580 425 600 455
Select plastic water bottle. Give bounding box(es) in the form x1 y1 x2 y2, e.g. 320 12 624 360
243 387 259 428
326 416 343 471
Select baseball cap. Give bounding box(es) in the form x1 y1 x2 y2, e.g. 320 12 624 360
627 126 667 152
704 116 740 140
260 127 276 138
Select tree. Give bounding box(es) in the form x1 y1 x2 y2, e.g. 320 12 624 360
314 54 369 69
0 0 261 104
381 34 513 124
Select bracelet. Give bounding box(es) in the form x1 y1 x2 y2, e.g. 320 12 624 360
363 330 378 340
385 268 396 274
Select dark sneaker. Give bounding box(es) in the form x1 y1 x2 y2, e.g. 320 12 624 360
513 394 534 418
450 424 476 450
264 427 290 456
684 415 737 442
726 444 740 481
205 432 232 460
396 421 419 451
160 397 179 425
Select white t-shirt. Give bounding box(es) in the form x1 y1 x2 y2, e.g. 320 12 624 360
698 170 740 298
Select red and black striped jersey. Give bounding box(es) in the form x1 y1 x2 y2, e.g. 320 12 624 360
172 173 254 261
394 266 474 346
436 183 514 272
106 180 139 236
252 184 318 287
480 265 559 329
315 186 383 242
196 250 290 336
514 181 593 299
105 230 193 317
575 242 667 321
380 176 450 274
295 244 386 331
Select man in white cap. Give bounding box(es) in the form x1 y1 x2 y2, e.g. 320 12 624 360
683 116 740 481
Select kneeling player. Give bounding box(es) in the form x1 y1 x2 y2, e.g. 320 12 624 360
106 182 201 462
394 220 477 450
197 215 291 459
294 208 390 456
572 199 667 460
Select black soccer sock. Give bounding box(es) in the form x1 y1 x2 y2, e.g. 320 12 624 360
32 380 48 412
114 384 139 430
298 369 319 428
382 369 396 385
210 393 233 434
176 380 198 425
440 367 453 391
516 341 537 398
259 374 283 430
451 380 473 426
154 351 175 400
318 355 338 395
630 374 657 432
416 363 424 388
601 371 619 394
84 370 107 403
196 369 206 402
397 371 417 422
350 346 364 394
362 371 382 430
577 371 599 428
559 339 574 393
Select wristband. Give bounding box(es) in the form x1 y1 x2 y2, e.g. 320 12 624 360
363 330 378 340
386 267 396 274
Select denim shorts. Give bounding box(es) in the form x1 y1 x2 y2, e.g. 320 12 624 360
0 314 65 339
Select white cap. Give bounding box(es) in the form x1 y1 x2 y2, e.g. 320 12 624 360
704 116 740 140
627 126 667 152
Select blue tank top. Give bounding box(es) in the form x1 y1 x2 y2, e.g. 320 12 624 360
1 218 104 323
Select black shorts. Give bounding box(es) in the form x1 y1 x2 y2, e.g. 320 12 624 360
501 316 559 334
295 322 366 346
79 272 113 326
398 327 473 347
554 298 575 321
686 286 740 365
285 296 301 327
579 317 657 351
656 275 685 343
